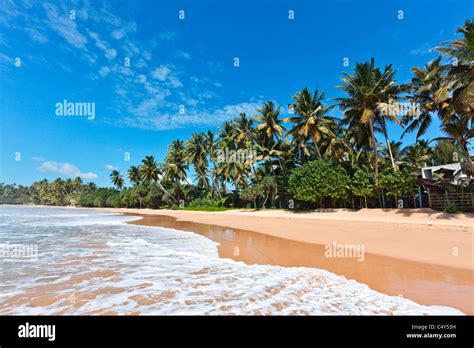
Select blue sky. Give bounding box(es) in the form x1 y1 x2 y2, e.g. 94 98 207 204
0 0 472 187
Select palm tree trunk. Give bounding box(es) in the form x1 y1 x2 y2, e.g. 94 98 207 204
461 143 472 165
262 192 270 209
385 134 397 170
381 118 397 170
313 139 322 159
368 120 379 182
156 181 176 201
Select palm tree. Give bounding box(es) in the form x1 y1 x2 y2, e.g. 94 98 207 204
50 178 67 205
402 140 433 171
436 20 474 119
205 130 221 197
380 141 404 170
432 140 462 165
139 155 175 201
217 121 238 143
285 87 336 158
401 57 450 139
140 156 161 183
72 177 83 190
254 141 290 174
163 140 189 182
233 113 254 147
335 58 405 180
110 170 124 190
215 157 248 189
437 20 474 63
433 114 473 166
127 165 141 186
253 101 286 146
186 133 210 188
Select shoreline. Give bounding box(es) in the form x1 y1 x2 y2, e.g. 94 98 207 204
3 205 472 313
89 207 473 270
95 207 473 314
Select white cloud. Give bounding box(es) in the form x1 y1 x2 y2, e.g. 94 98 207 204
111 29 126 40
137 74 147 83
111 21 136 40
168 76 183 88
38 161 98 180
123 102 261 131
99 66 111 77
25 27 48 43
105 164 118 170
175 50 191 60
89 31 117 60
0 53 14 65
159 31 178 41
42 3 88 48
409 44 435 56
151 65 182 88
32 156 46 162
151 65 171 81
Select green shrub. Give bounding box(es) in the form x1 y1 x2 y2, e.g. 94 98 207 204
444 203 461 214
106 194 121 208
188 197 227 207
288 159 350 204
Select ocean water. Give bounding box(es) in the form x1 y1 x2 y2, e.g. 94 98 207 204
0 206 463 315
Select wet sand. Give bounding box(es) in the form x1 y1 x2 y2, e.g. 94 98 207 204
126 212 474 314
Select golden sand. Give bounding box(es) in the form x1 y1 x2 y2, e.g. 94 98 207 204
91 207 473 314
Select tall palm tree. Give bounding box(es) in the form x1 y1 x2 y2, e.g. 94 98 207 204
217 121 238 143
110 170 124 190
205 130 221 197
401 57 451 139
233 113 254 147
127 165 141 186
437 20 474 63
285 87 336 158
253 101 286 146
436 20 474 119
254 140 290 176
72 177 83 191
163 140 189 182
50 178 66 205
380 141 404 170
433 114 473 166
215 158 248 189
139 156 161 183
139 155 175 201
205 130 216 161
334 58 405 180
186 133 210 188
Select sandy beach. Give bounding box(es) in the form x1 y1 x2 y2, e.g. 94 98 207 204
89 207 474 314
94 207 474 269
